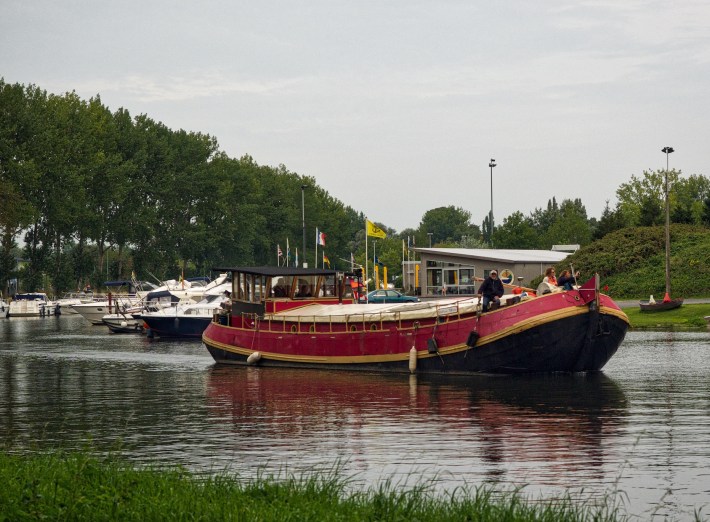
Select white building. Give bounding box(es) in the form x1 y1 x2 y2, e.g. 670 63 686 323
408 248 570 297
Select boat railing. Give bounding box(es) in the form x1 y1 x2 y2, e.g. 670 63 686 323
235 299 481 333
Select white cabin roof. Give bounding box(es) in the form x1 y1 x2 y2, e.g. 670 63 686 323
412 248 569 263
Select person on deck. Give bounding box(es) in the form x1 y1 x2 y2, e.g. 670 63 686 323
478 270 504 312
543 267 557 286
557 270 579 290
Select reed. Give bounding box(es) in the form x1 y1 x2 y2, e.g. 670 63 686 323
0 450 627 521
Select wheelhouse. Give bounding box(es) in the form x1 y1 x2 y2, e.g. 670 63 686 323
214 266 358 318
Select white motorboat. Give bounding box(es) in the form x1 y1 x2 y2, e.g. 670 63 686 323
55 292 98 314
7 293 58 317
141 273 230 312
72 279 157 324
141 282 230 338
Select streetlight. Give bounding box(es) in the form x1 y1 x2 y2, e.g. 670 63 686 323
661 146 674 297
427 232 433 247
301 185 307 268
488 158 496 233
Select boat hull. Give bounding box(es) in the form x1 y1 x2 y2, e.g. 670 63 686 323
202 293 629 374
102 315 145 334
638 298 683 312
142 315 211 338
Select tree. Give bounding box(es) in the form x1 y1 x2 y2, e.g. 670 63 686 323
593 200 626 240
541 199 592 248
491 211 538 248
530 197 560 234
616 169 676 226
674 174 710 224
702 197 710 226
419 206 480 246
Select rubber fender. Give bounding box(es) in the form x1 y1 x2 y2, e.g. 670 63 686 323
466 331 480 348
427 338 438 354
408 346 417 373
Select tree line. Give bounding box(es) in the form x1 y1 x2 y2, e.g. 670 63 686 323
2 79 709 295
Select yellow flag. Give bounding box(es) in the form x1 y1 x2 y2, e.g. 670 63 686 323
366 219 386 238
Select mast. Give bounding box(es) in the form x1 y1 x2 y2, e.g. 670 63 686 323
662 146 674 297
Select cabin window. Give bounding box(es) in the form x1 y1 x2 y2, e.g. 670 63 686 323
295 276 318 298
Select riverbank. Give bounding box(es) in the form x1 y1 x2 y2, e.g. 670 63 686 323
0 450 625 521
618 302 710 329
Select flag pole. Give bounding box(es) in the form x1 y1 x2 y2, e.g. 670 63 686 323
365 218 369 294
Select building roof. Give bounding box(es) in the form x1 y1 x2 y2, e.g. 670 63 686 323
551 244 580 252
411 248 570 263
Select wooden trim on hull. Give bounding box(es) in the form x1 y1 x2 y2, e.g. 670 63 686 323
202 305 628 374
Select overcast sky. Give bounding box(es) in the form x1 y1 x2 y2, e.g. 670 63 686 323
2 0 708 231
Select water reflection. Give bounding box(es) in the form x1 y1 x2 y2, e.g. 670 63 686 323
206 367 628 486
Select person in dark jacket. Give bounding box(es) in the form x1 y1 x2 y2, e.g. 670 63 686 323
557 270 579 290
479 270 504 312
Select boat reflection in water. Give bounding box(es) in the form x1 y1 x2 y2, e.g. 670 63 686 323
206 366 628 488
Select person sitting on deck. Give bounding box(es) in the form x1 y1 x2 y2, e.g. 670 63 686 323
556 270 579 291
478 270 504 312
543 267 557 286
299 284 312 298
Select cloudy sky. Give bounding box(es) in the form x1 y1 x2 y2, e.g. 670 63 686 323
2 0 708 231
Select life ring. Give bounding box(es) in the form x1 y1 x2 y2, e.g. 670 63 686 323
499 269 514 285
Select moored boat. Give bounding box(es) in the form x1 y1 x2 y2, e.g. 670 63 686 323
141 282 230 338
202 267 629 374
72 279 157 324
102 312 146 334
7 293 58 317
639 297 684 312
55 292 98 314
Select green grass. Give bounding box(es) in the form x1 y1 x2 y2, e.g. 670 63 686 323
621 303 710 329
0 450 628 522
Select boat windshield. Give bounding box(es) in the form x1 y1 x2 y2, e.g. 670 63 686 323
14 293 47 301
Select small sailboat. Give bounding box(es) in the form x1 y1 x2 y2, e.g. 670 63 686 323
639 146 683 312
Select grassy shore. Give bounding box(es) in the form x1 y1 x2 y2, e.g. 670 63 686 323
621 303 710 329
0 450 630 522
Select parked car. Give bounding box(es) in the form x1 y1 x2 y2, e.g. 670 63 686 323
365 289 419 304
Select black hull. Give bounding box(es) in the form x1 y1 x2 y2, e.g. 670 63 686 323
204 312 628 375
639 298 683 312
142 315 210 338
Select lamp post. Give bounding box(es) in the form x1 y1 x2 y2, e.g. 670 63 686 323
488 158 496 234
427 232 433 247
301 185 307 268
661 146 674 297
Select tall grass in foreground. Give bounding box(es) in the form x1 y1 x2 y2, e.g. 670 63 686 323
0 450 629 522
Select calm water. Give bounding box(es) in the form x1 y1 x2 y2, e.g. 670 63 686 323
1 315 709 519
